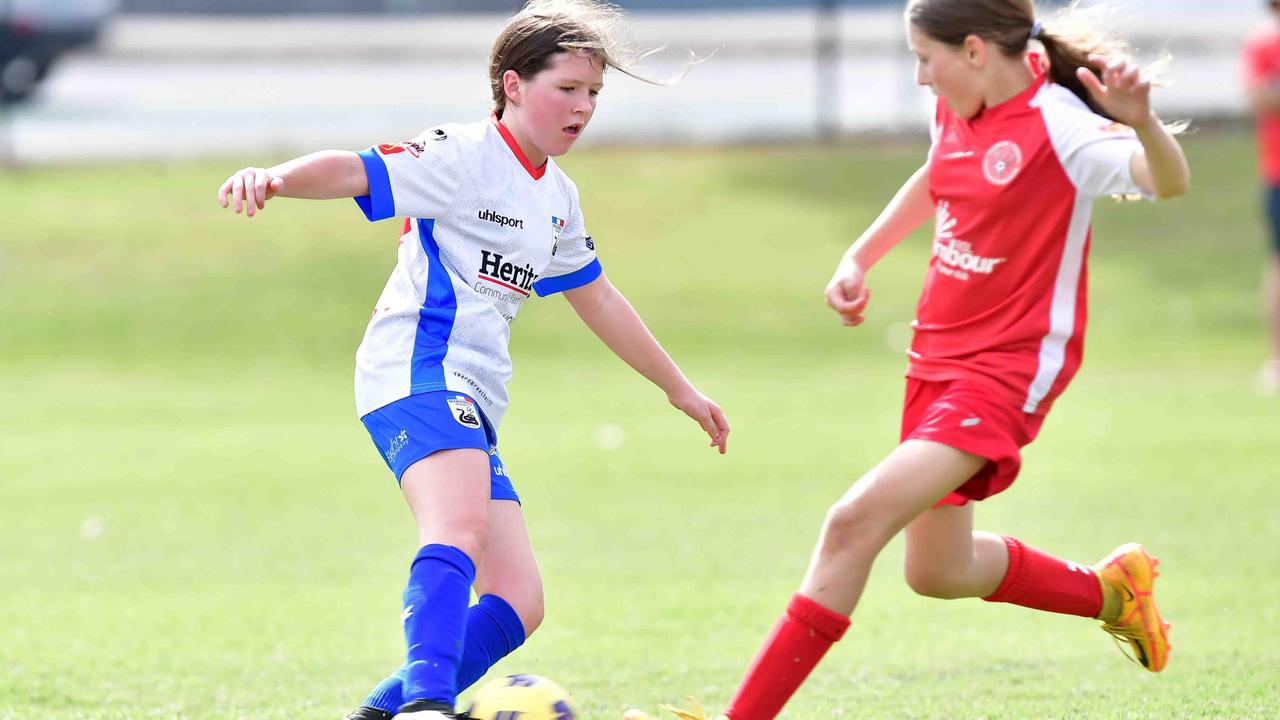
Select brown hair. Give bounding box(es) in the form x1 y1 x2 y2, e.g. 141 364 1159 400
489 0 650 119
905 0 1139 122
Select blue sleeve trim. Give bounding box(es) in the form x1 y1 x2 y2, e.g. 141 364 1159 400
353 148 395 221
533 257 602 297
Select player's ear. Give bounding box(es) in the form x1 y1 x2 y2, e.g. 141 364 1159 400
502 69 524 108
963 34 986 66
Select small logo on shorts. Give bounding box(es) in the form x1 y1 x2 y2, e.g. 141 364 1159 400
960 416 982 428
448 395 481 428
386 430 409 463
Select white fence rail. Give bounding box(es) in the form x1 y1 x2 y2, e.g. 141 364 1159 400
1 5 1264 164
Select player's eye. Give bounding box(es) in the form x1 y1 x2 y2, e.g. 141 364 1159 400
588 89 599 97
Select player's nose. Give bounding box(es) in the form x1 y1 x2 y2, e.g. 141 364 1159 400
914 63 929 86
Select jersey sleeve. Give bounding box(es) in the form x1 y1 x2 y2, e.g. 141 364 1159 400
1043 102 1147 199
532 179 601 297
353 129 466 221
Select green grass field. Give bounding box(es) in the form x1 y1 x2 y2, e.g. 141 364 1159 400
1 130 1276 719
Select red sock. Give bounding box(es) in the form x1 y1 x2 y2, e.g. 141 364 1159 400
983 536 1102 618
724 593 850 720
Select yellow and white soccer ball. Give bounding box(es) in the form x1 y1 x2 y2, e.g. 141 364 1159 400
465 674 579 720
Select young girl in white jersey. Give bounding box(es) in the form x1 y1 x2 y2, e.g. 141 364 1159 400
627 2 1189 719
217 2 729 719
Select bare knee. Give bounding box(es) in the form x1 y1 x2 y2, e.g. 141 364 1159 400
426 520 489 565
818 494 893 562
903 558 971 599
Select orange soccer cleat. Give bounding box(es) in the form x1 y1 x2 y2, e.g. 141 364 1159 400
624 698 726 720
1094 542 1171 672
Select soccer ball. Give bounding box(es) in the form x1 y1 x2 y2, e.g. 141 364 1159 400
465 674 579 720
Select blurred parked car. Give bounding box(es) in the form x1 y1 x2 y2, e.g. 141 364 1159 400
1 0 117 104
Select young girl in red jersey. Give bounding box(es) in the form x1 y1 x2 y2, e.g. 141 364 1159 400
627 1 1189 719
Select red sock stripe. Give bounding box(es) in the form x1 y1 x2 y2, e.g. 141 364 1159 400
984 535 1030 603
786 593 851 641
983 535 1102 618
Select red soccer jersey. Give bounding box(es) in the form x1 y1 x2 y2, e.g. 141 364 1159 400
1243 27 1280 184
908 75 1145 416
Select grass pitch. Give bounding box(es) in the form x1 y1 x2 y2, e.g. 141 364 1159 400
1 130 1276 719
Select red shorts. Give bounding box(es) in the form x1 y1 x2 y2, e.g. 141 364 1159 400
900 377 1046 506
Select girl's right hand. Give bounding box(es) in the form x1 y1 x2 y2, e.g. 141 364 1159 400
824 257 870 327
218 167 284 217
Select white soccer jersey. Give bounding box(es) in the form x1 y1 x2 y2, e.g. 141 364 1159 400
351 118 600 426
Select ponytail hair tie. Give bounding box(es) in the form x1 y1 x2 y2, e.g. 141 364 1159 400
1029 20 1043 41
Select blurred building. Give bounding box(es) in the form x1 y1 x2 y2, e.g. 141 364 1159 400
0 0 1262 164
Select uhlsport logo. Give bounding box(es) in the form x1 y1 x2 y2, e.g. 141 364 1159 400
932 201 1006 280
386 430 409 463
448 395 481 429
477 250 537 297
983 140 1023 185
479 208 524 229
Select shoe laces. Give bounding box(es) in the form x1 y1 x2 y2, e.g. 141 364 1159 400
1099 620 1148 668
658 697 714 720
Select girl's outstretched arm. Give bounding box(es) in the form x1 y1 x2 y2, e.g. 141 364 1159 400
1077 55 1191 199
825 163 932 326
563 274 729 454
218 150 369 217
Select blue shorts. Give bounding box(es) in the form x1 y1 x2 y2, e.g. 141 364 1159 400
1266 184 1280 255
360 391 519 502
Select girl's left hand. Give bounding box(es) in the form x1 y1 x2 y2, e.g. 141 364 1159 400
668 387 730 454
1077 54 1152 128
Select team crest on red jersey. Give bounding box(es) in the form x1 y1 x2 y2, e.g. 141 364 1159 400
982 140 1023 185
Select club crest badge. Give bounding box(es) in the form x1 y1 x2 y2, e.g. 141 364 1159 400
983 140 1023 186
447 395 481 429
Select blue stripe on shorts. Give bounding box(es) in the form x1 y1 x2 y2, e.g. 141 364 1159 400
360 390 519 502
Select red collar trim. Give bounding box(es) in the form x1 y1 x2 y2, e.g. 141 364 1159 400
492 116 547 181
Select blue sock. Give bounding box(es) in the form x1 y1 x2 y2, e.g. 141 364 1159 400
361 665 408 713
401 543 476 706
360 594 528 711
456 594 528 691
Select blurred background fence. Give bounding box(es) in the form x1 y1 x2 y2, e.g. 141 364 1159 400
0 0 1264 165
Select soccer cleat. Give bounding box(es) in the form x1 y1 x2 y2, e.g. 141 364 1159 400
1094 542 1171 672
394 699 461 720
623 697 727 720
345 707 395 720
